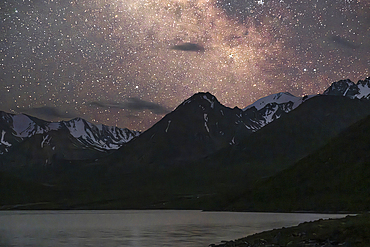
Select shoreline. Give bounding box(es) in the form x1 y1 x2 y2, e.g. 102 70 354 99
210 213 370 247
0 204 359 215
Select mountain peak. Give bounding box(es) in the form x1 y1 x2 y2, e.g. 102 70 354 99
243 92 302 111
68 117 84 122
189 92 216 101
357 77 370 87
180 92 220 109
356 77 370 99
323 79 358 98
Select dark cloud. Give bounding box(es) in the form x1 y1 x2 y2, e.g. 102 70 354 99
17 106 75 119
170 43 205 52
330 36 359 49
90 98 169 114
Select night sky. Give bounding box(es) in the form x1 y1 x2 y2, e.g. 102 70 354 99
1 0 369 131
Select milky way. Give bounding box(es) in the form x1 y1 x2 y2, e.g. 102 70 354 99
1 0 369 130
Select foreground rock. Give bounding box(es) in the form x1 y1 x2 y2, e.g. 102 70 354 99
211 214 370 247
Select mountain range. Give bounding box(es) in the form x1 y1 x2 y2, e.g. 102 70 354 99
0 88 311 174
1 76 370 210
0 112 140 155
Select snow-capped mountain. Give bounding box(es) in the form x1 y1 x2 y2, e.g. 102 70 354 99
242 77 370 130
170 91 313 143
323 77 370 99
61 118 140 151
0 112 140 154
243 92 315 130
244 92 303 111
160 91 304 147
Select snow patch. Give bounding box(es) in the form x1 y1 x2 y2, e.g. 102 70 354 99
182 99 192 105
1 130 11 147
205 122 210 133
47 122 61 131
229 136 236 145
263 105 279 124
41 135 51 148
204 113 208 122
343 86 350 96
243 92 301 111
165 120 171 133
96 124 104 131
12 115 40 137
67 119 87 138
203 95 215 108
357 84 370 99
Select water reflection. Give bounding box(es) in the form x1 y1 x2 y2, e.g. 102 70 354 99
0 210 347 247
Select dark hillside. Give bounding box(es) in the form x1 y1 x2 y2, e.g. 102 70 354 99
228 114 370 212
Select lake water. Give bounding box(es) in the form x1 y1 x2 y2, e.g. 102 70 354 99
0 210 347 247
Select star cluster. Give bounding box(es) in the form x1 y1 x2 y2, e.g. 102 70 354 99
1 0 369 130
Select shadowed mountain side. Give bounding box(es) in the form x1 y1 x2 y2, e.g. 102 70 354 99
103 92 256 172
179 95 370 210
229 114 370 212
201 95 370 180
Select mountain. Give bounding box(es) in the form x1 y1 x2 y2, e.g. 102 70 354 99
108 92 253 167
0 112 140 155
60 117 140 151
227 95 370 173
323 77 370 99
243 92 315 128
235 78 370 135
0 113 140 183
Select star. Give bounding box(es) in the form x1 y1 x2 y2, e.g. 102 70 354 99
0 0 368 131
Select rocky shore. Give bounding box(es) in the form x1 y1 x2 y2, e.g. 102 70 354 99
210 213 370 247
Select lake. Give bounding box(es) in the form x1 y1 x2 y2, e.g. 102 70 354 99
0 210 347 247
